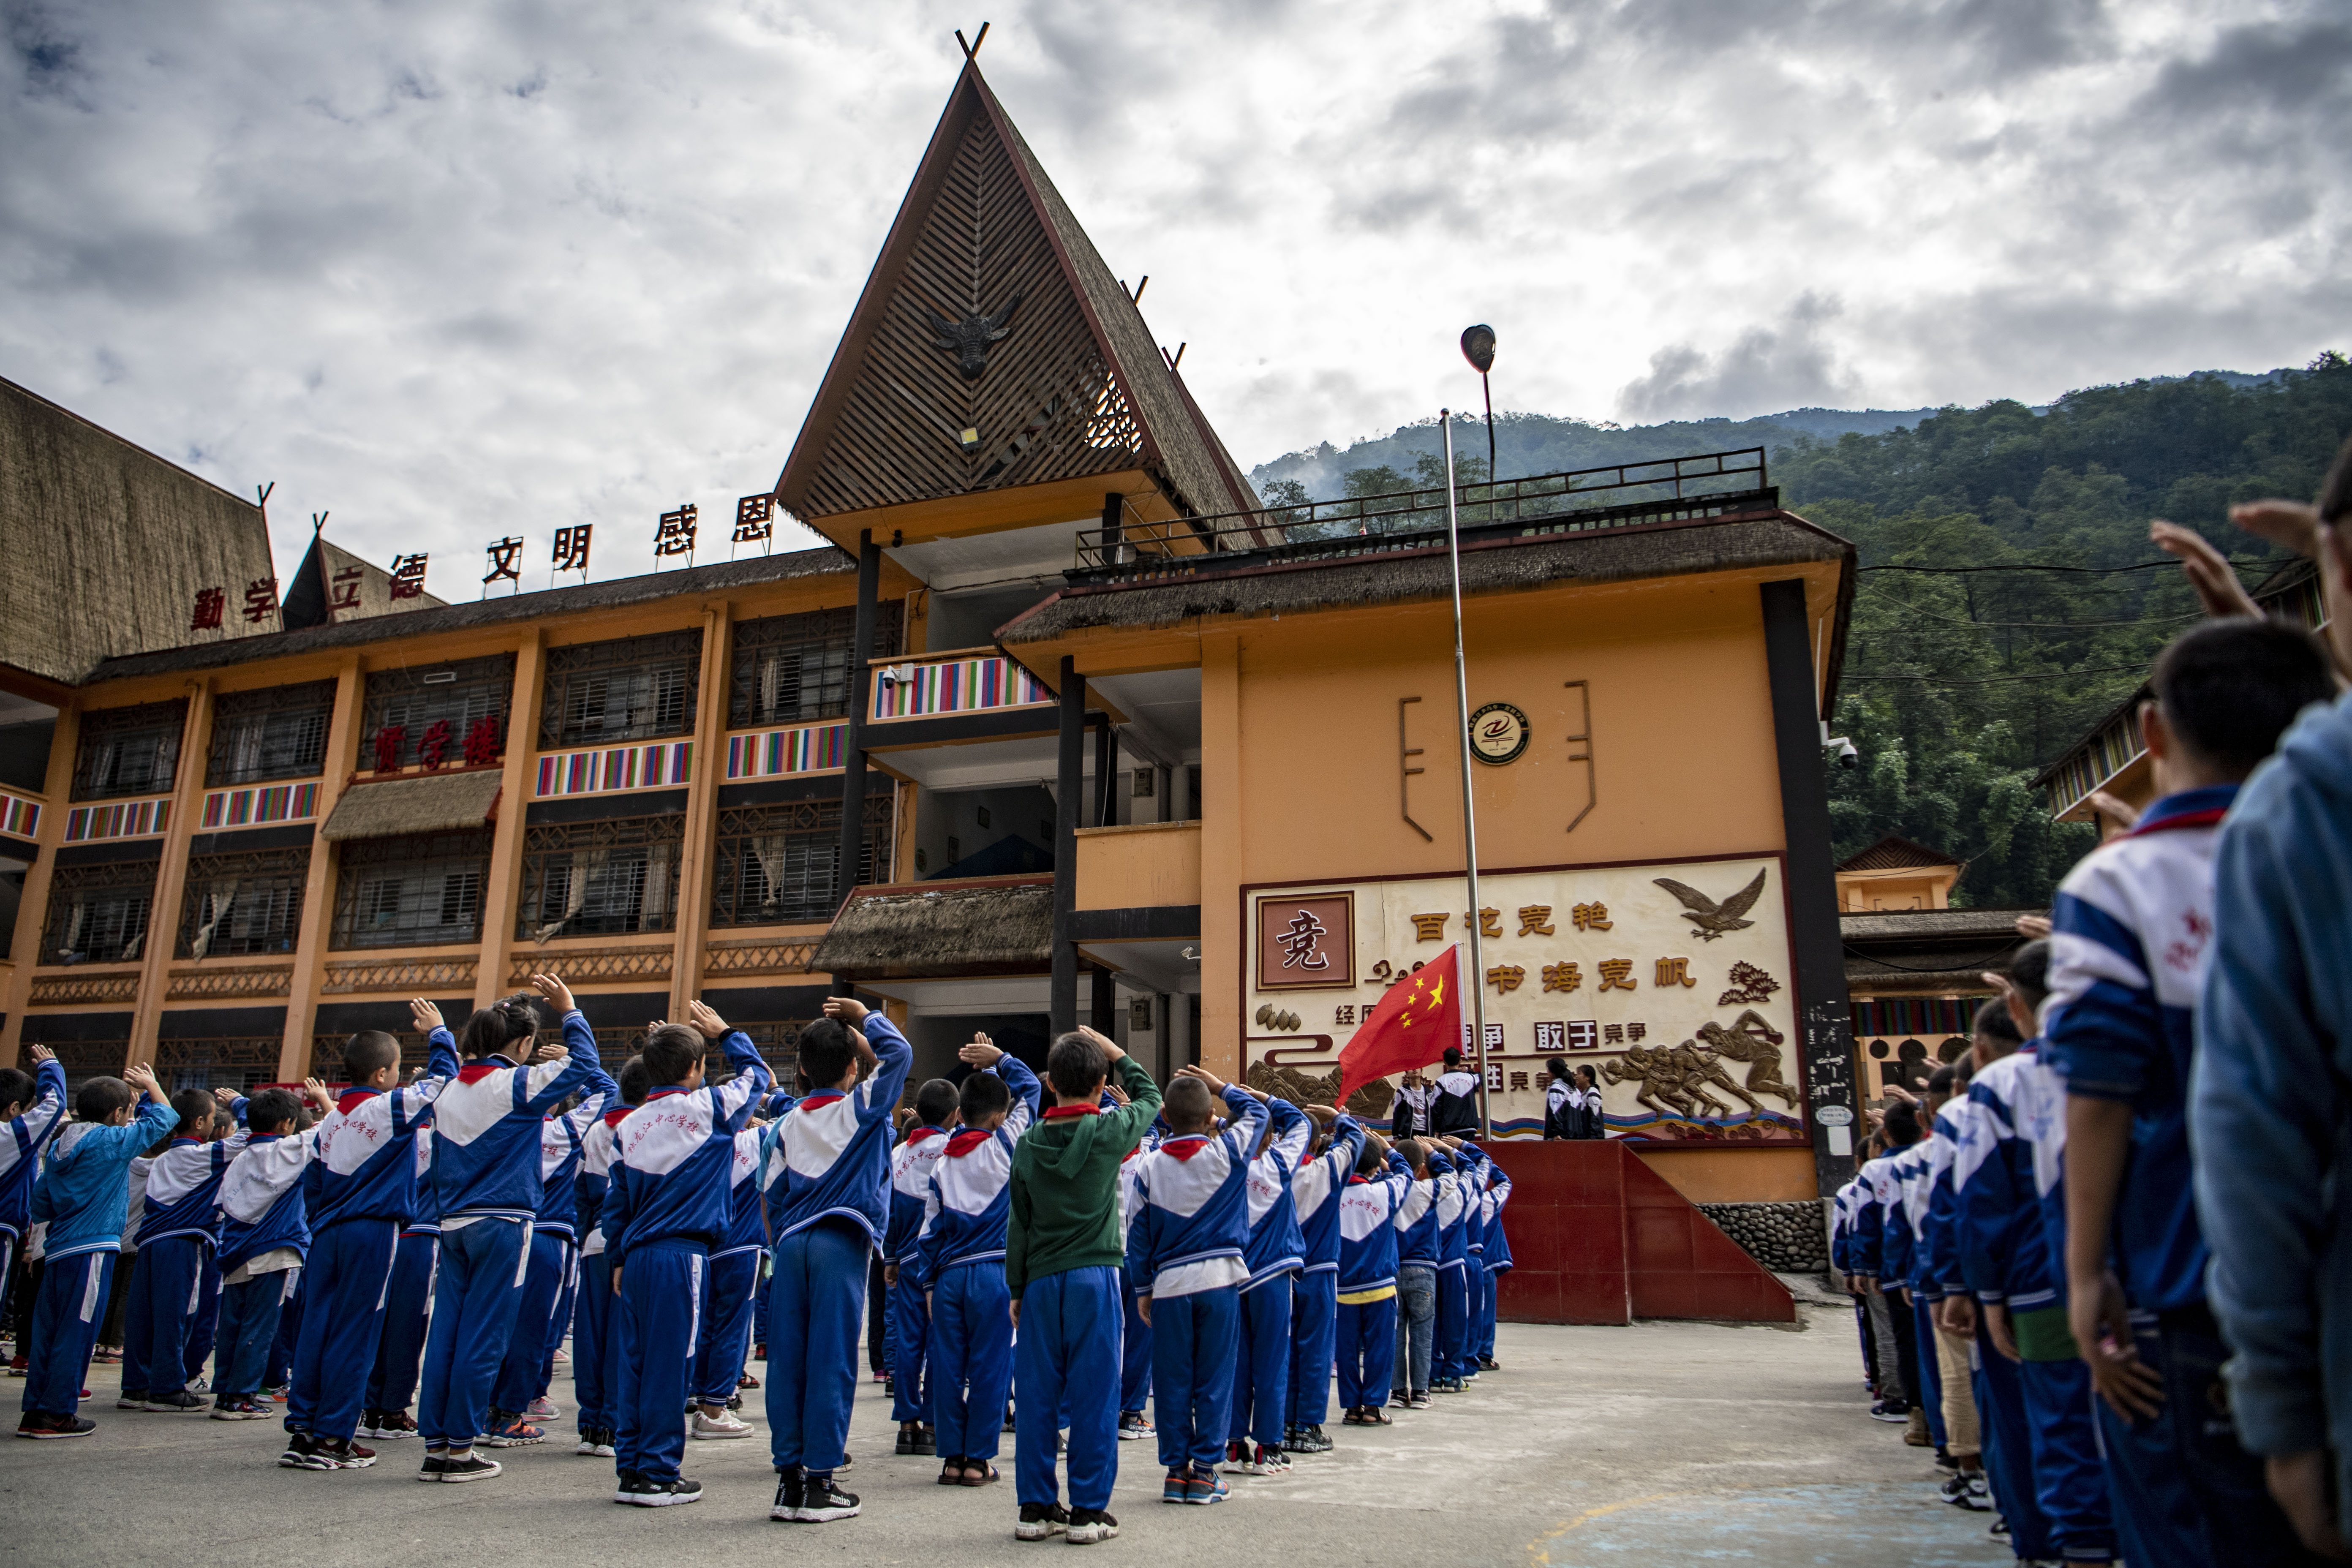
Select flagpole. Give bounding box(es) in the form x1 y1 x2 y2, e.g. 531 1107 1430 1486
1442 411 1492 1139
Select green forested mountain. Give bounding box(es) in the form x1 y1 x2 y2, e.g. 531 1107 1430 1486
1263 355 2352 909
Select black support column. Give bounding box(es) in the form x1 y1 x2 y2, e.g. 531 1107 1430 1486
1760 578 1859 1197
1050 655 1083 1037
1092 717 1115 826
1090 969 1115 1035
835 530 881 908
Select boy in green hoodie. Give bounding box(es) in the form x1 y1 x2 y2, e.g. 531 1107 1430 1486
1005 1025 1162 1545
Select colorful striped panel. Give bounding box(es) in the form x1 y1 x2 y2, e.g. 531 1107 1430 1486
0 791 39 840
199 781 321 830
869 656 1051 721
531 742 693 798
724 724 848 781
63 797 172 843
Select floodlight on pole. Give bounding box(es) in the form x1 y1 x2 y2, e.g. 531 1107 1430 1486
1459 324 1497 488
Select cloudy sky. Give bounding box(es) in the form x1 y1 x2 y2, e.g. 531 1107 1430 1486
3 0 2346 587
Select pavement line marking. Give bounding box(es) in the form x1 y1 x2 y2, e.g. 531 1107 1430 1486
1526 1491 1690 1564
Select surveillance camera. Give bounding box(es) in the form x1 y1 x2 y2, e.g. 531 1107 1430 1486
1828 737 1860 770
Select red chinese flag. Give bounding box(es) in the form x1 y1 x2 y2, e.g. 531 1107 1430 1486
1335 945 1463 1111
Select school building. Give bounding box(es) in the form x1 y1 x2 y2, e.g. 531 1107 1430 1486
0 57 1867 1220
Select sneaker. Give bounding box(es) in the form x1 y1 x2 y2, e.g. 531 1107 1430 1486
1183 1468 1228 1505
770 1467 803 1521
1476 1355 1500 1371
211 1397 273 1420
281 1432 339 1470
1867 1398 1910 1423
322 1437 378 1469
1119 1410 1154 1442
433 1452 503 1483
1220 1439 1249 1474
91 1347 121 1364
1934 1444 1957 1471
16 1412 95 1439
1943 1473 1993 1511
550 1347 571 1366
835 1450 855 1474
187 1377 210 1395
524 1397 559 1421
894 1423 924 1456
143 1391 209 1413
691 1409 752 1440
614 1471 703 1506
1065 1508 1119 1544
1015 1501 1070 1540
361 1410 418 1439
479 1415 544 1447
727 1392 743 1411
1162 1468 1189 1504
264 1383 289 1401
5 1355 25 1375
576 1428 616 1457
114 1393 146 1410
795 1474 860 1522
1284 1424 1332 1454
1244 1442 1291 1475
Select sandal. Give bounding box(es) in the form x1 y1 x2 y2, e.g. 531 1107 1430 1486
1341 1407 1369 1426
1363 1407 1393 1425
938 1457 966 1485
958 1462 1000 1487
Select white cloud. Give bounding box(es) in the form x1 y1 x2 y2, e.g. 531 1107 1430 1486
0 0 2343 587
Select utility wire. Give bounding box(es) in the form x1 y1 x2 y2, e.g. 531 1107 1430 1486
1845 664 2149 687
1857 585 2203 630
1859 558 2276 576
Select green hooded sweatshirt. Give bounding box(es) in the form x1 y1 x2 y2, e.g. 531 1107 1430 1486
1005 1055 1162 1298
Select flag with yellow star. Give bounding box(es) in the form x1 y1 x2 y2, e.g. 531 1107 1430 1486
1336 943 1463 1110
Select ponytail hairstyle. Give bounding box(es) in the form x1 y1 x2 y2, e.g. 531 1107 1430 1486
458 993 543 1062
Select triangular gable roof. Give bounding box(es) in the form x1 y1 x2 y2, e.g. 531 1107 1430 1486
1835 834 1963 874
282 534 448 630
775 61 1258 527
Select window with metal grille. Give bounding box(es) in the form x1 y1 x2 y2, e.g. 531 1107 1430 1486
709 796 894 926
517 813 688 941
207 680 335 787
361 655 514 772
330 829 493 950
71 699 186 801
40 860 158 965
727 603 902 729
37 1040 131 1097
539 629 703 748
176 845 310 959
154 1037 283 1094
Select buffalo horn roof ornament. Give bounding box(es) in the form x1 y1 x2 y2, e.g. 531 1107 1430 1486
925 293 1024 380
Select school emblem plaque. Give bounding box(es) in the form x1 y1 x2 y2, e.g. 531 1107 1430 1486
1468 702 1530 765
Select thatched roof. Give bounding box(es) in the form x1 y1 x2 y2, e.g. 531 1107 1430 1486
84 545 852 683
1841 906 2033 996
1837 834 1962 873
999 510 1851 671
810 875 1055 976
320 770 503 842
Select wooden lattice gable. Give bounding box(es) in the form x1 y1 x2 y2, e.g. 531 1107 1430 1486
776 63 1259 525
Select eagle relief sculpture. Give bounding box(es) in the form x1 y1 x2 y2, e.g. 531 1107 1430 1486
924 293 1023 380
1653 866 1769 941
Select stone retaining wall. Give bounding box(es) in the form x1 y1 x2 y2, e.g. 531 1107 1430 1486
1698 1200 1829 1273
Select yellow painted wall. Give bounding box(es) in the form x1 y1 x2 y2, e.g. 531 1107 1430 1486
1073 821 1202 909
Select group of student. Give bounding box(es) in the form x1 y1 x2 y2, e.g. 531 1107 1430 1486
0 960 1519 1543
1830 594 2345 1568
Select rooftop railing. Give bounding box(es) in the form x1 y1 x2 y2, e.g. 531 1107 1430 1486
1074 447 1772 577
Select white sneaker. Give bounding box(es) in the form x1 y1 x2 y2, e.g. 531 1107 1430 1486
690 1409 752 1440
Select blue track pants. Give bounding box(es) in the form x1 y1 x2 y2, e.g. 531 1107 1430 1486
930 1262 1013 1463
1287 1269 1337 1427
764 1220 866 1474
693 1249 761 1406
2018 1353 2114 1563
887 1268 932 1423
571 1250 614 1432
1228 1275 1292 1447
416 1217 529 1448
22 1252 114 1417
289 1218 398 1441
490 1230 572 1415
614 1241 703 1484
1336 1295 1398 1409
1015 1266 1121 1511
1152 1285 1237 1474
123 1235 208 1399
364 1231 435 1413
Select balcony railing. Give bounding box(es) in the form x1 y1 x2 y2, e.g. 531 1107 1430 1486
870 650 1053 723
1074 448 1772 577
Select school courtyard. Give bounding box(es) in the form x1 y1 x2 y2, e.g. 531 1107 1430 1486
0 1300 2005 1567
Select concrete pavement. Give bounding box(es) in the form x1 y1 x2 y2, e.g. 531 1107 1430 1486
0 1305 2014 1566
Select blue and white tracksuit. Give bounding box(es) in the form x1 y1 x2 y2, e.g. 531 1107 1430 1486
414 1010 607 1450
1126 1087 1268 1474
757 1013 913 1475
1956 1043 2110 1563
491 1062 618 1418
909 1055 1040 1467
1230 1098 1309 1451
1285 1115 1364 1430
570 1111 624 1437
2047 782 2298 1565
1478 1155 1514 1358
214 1125 325 1403
22 1092 177 1417
693 1123 770 1409
0 1056 67 1326
1429 1148 1475 1383
884 1119 952 1427
122 1131 240 1401
1392 1146 1443 1399
1335 1149 1424 1410
602 1031 769 1484
1116 1130 1159 1418
367 1131 439 1418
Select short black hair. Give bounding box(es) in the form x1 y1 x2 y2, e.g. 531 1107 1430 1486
959 1071 1011 1124
343 1031 401 1081
915 1078 960 1127
459 996 540 1061
1162 1075 1213 1129
1354 1138 1388 1176
798 1018 857 1090
169 1088 215 1135
1883 1100 1923 1146
2009 939 2052 1007
616 1054 651 1108
247 1087 302 1133
2153 617 2335 777
641 1024 706 1087
74 1076 134 1124
1442 1046 1462 1067
1926 1064 1958 1097
1974 997 2023 1045
210 1109 234 1137
1046 1032 1107 1101
0 1067 31 1115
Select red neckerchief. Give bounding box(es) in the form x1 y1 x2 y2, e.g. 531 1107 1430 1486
602 1108 630 1129
945 1128 994 1157
335 1088 381 1115
170 1136 204 1146
906 1125 946 1146
2126 807 2228 836
646 1086 689 1100
799 1091 847 1111
457 1064 504 1085
1043 1103 1099 1120
1159 1133 1211 1162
